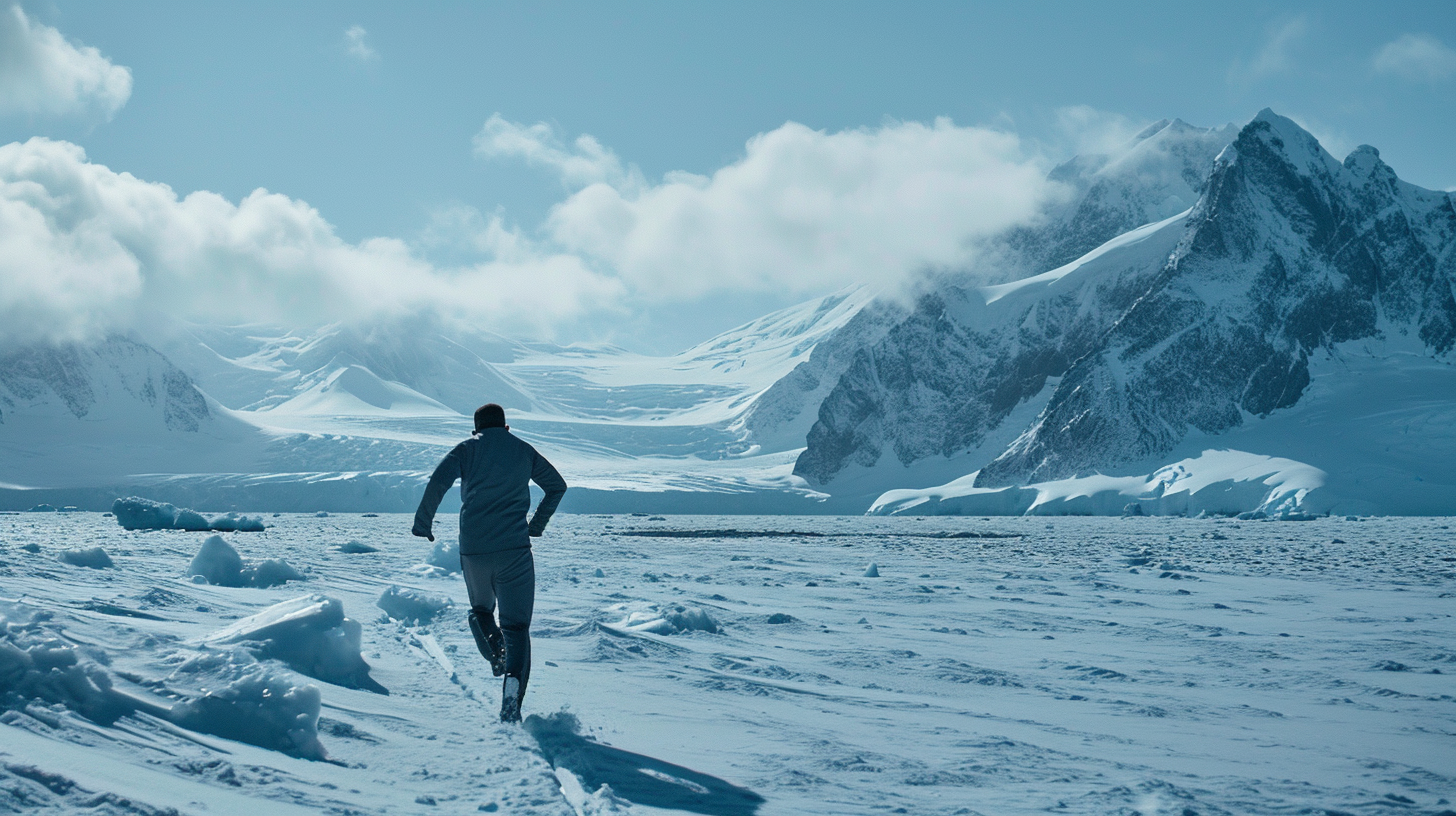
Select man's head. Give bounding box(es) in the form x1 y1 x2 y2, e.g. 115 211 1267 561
474 403 507 431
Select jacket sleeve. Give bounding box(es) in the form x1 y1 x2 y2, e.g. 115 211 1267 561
413 445 463 538
527 450 567 535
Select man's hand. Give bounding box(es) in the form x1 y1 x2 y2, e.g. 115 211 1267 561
412 527 435 543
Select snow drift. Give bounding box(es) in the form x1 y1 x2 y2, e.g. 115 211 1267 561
0 610 328 760
202 595 387 694
167 649 327 760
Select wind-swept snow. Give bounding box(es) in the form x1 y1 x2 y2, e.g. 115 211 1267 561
2 512 1450 814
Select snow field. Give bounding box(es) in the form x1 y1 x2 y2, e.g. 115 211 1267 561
0 512 1451 815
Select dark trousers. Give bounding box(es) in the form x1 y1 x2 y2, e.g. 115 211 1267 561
460 547 535 690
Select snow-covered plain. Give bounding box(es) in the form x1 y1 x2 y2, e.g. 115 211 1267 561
1 512 1452 815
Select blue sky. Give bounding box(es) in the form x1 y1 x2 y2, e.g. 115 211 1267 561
1 1 1453 351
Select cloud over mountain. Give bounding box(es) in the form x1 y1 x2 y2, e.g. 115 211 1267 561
0 138 622 344
3 112 1066 345
529 117 1062 300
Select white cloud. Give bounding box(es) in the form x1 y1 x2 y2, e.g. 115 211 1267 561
2 117 1063 345
1052 105 1149 156
0 138 622 344
344 25 377 62
0 4 131 119
1373 33 1456 82
474 114 638 190
1229 15 1309 84
535 117 1059 300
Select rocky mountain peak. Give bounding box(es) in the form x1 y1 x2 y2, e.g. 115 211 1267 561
794 109 1456 496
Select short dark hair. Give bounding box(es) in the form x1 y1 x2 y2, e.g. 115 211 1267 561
474 403 506 430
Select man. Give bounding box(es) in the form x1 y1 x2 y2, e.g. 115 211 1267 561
412 403 567 722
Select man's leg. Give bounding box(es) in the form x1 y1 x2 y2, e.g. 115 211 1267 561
494 547 536 722
459 554 505 675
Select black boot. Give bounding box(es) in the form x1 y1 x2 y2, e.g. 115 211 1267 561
469 607 506 676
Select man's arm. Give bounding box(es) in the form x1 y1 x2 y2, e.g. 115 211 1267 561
527 451 567 537
413 446 463 542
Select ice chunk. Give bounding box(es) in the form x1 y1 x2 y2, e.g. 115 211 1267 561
204 595 387 694
169 662 326 760
190 535 245 586
336 539 380 554
209 512 266 533
112 497 265 533
245 559 306 588
26 504 56 512
173 509 212 532
59 547 114 569
189 535 303 588
619 605 719 635
666 607 718 633
377 585 452 624
863 562 880 577
113 497 180 530
426 539 461 573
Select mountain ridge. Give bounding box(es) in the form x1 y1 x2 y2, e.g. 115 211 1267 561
4 109 1452 515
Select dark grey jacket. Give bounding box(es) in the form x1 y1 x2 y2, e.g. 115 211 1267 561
412 428 567 555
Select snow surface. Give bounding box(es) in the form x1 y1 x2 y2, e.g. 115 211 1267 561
869 449 1327 518
1 512 1452 814
979 208 1191 306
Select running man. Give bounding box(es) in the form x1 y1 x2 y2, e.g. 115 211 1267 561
412 403 567 722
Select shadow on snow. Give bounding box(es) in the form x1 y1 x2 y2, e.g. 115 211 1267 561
524 712 765 816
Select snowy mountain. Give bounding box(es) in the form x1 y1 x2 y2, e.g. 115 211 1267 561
0 336 267 488
0 289 872 511
978 111 1456 486
796 110 1456 515
4 110 1452 516
1004 118 1240 274
794 118 1242 488
147 320 534 416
